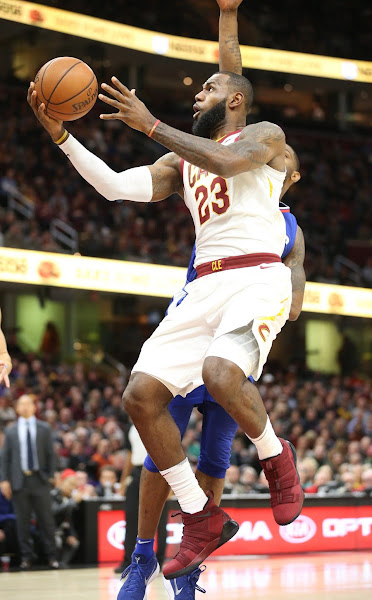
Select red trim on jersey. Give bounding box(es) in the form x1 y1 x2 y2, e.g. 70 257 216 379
196 253 281 278
180 158 184 177
280 208 290 212
217 129 244 144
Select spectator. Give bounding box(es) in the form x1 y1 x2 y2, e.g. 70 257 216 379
360 468 372 494
40 321 61 363
96 466 121 498
305 465 334 494
0 489 20 567
91 438 113 474
75 470 97 498
240 466 259 492
0 394 59 570
51 469 82 566
223 465 246 495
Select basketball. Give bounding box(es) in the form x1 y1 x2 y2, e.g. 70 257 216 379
34 56 98 121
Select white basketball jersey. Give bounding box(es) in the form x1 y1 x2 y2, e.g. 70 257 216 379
181 130 286 267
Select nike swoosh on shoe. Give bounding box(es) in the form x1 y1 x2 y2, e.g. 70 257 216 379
145 564 158 585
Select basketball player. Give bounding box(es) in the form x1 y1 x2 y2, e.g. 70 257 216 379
27 0 305 586
122 144 303 599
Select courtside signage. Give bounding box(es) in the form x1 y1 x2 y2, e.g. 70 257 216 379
97 505 372 562
0 247 372 316
1 1 372 82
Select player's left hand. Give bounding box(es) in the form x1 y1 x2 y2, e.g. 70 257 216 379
0 363 10 388
99 77 156 135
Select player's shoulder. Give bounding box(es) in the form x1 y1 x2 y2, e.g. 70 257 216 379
281 203 298 229
240 121 285 143
153 152 183 187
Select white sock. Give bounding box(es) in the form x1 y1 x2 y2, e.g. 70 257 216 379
247 416 283 460
160 458 208 514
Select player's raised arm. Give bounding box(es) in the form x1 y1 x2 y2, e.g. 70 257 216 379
98 77 284 177
0 309 12 388
283 226 306 320
217 0 243 75
27 83 182 203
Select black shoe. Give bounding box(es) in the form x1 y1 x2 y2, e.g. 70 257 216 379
19 560 32 571
48 560 60 569
114 560 129 574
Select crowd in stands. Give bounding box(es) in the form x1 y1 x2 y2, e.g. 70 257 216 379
0 350 371 500
1 87 371 286
32 0 371 60
0 344 371 566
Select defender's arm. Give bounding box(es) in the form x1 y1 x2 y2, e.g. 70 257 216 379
283 226 306 320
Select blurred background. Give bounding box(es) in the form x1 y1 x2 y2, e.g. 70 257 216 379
0 0 371 570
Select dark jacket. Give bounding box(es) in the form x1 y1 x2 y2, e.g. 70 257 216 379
0 420 55 491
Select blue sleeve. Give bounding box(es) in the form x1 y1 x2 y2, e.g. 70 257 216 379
281 213 298 259
185 243 197 284
165 243 197 314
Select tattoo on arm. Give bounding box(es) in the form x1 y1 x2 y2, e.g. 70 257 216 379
149 153 183 201
222 34 242 74
151 121 285 178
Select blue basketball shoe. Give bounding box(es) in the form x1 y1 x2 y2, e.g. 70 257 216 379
163 566 206 599
117 552 160 600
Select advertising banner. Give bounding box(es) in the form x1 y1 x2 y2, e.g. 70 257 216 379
1 247 372 317
97 504 372 562
1 1 372 82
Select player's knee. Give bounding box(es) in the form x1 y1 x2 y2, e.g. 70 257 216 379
122 373 171 422
202 357 232 405
122 379 148 421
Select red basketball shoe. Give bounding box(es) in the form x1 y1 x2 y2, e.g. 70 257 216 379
260 438 304 526
162 493 239 580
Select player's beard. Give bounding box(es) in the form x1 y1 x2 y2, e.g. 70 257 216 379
192 100 227 138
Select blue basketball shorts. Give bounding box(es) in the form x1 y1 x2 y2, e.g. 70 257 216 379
143 385 239 478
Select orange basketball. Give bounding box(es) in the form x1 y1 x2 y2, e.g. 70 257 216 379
34 57 98 121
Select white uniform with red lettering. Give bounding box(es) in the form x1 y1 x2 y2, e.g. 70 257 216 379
133 130 292 396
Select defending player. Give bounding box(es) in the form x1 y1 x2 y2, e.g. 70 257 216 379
27 0 305 584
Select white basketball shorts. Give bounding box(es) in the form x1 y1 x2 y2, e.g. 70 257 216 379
132 262 292 397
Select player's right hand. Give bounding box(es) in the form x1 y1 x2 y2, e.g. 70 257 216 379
216 0 244 11
27 82 65 143
0 481 12 500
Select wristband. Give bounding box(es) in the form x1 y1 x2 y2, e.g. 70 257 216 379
55 130 69 145
148 119 161 138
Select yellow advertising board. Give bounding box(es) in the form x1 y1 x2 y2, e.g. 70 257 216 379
302 281 372 319
1 1 372 82
0 247 371 318
0 247 186 298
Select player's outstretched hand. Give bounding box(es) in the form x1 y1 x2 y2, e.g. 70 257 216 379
99 77 157 135
216 0 244 11
27 82 65 142
0 363 9 388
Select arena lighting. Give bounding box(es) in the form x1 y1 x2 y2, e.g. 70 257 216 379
0 247 372 318
1 1 372 82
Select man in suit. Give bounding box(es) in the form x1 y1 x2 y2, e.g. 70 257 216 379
0 394 59 569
